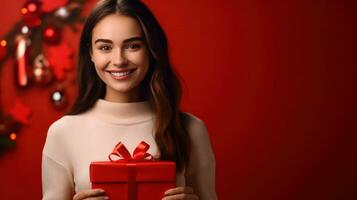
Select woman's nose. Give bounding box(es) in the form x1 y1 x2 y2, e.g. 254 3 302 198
113 49 128 66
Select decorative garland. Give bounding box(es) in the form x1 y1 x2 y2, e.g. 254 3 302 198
0 0 85 155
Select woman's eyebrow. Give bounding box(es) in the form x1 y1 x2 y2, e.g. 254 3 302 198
94 37 144 45
122 37 145 43
94 38 112 44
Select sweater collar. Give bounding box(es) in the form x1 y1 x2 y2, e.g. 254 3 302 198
88 99 154 125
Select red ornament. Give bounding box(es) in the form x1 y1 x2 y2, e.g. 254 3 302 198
0 40 7 61
15 36 31 87
43 26 62 44
21 1 43 27
9 100 32 125
45 42 74 80
32 54 53 86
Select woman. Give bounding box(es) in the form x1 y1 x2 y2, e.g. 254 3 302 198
42 0 216 199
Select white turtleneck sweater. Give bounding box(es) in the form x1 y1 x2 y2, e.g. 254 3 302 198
42 99 216 200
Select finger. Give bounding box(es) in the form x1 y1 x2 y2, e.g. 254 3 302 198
162 193 198 200
73 189 106 200
164 187 194 195
86 197 109 200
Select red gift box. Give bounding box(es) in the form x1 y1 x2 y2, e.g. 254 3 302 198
90 141 176 200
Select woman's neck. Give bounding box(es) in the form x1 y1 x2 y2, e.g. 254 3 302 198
104 86 146 103
87 98 154 125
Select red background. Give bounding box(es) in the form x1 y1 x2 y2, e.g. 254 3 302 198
0 0 356 199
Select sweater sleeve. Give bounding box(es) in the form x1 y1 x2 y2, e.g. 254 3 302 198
42 119 75 200
185 114 217 200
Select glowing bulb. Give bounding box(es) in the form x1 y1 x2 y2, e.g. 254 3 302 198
10 133 17 140
21 8 28 14
55 7 69 18
0 40 7 47
21 26 30 34
34 68 43 76
52 91 62 101
44 28 55 37
28 3 37 12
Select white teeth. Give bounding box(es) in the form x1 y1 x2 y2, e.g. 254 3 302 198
110 70 131 77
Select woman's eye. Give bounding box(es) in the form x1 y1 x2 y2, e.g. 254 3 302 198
99 46 112 51
125 43 141 50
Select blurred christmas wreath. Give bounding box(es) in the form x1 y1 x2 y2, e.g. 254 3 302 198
0 0 85 154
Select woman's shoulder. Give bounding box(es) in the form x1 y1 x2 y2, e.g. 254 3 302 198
181 112 215 167
46 114 88 138
181 112 206 126
181 112 209 139
48 114 81 129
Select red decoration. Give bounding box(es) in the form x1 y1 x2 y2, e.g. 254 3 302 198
90 142 176 200
32 54 53 86
0 0 85 155
45 42 73 80
15 36 30 87
43 26 62 44
9 100 32 125
21 1 43 28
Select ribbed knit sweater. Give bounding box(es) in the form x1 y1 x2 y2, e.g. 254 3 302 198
42 99 216 199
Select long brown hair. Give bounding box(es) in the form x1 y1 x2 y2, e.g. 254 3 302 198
68 0 190 171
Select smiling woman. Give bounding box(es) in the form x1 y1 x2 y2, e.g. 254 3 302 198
90 14 150 102
41 0 216 200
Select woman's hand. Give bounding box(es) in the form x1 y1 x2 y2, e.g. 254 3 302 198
162 186 199 200
73 188 109 200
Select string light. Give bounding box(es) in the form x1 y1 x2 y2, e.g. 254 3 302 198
10 133 17 140
21 8 28 15
44 27 55 38
55 7 70 19
0 40 7 47
21 26 30 34
52 91 62 102
27 3 38 13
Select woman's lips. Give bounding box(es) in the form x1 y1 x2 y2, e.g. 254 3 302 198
107 69 136 80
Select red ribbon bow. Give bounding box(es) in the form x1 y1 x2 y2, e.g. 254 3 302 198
109 141 153 162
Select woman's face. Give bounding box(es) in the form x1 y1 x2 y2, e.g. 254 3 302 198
91 14 149 102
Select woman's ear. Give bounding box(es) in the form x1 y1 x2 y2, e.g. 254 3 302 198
89 46 94 62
